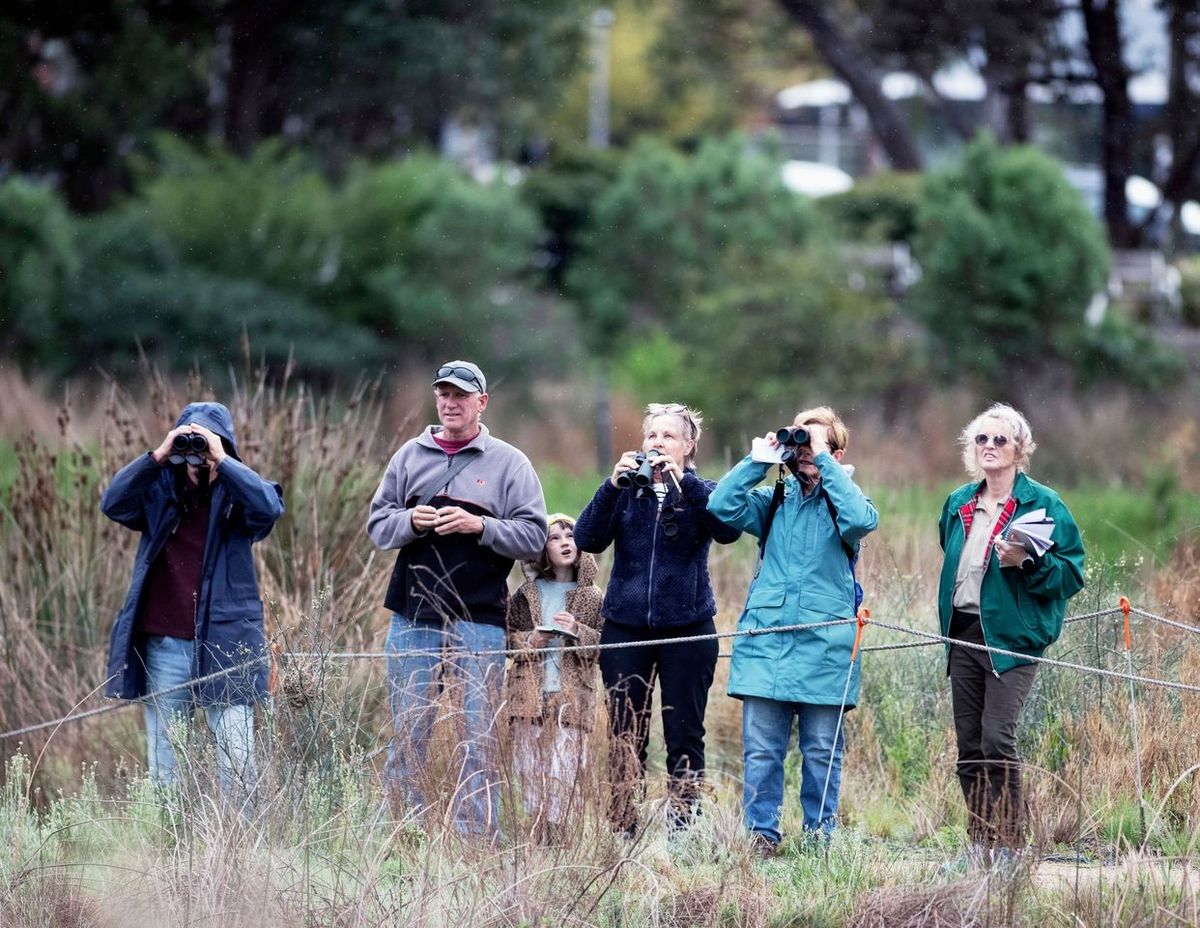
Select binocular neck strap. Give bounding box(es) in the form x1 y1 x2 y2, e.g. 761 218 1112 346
753 467 788 578
170 462 211 500
415 451 477 508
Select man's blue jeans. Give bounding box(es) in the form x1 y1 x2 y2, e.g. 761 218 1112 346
141 635 258 803
383 614 506 836
742 696 846 844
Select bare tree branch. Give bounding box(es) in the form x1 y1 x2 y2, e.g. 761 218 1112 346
776 0 924 170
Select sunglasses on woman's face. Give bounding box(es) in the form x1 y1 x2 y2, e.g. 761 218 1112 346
974 433 1010 448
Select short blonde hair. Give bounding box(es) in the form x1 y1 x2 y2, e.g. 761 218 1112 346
642 402 703 467
794 406 849 454
959 402 1036 480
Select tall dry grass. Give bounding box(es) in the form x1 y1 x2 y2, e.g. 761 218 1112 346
0 363 410 788
1 366 1199 926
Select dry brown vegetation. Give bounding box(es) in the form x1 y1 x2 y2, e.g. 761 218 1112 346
1 367 1199 926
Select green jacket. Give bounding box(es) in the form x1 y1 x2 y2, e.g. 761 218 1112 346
708 452 879 705
937 472 1086 675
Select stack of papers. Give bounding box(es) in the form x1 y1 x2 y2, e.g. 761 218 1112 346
751 436 787 464
1006 508 1055 555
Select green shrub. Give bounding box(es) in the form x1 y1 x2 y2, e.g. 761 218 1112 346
568 134 822 356
818 171 924 243
1175 255 1200 327
331 154 541 356
0 177 79 357
136 136 337 297
519 143 622 288
658 249 894 446
1074 310 1185 391
125 141 546 374
566 135 908 442
909 136 1110 381
56 211 385 379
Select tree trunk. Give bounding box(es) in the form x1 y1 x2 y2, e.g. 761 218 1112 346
207 23 232 144
776 0 923 171
223 0 290 153
1153 0 1200 244
1007 80 1030 144
1080 0 1136 247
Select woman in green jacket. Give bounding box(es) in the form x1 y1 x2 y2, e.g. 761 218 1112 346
937 403 1085 858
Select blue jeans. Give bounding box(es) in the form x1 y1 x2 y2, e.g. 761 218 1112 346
141 635 258 802
384 614 506 836
742 696 846 844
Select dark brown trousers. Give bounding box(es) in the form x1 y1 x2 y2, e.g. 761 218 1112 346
948 611 1038 848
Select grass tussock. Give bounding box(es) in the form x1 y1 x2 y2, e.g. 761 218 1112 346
847 876 1022 928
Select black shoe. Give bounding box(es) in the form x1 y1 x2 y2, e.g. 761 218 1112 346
750 833 780 859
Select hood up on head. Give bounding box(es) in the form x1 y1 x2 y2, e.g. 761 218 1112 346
174 402 241 462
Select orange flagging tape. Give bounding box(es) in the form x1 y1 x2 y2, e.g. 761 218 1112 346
851 608 871 663
1119 596 1133 650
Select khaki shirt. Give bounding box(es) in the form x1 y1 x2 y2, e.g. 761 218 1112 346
952 496 1008 614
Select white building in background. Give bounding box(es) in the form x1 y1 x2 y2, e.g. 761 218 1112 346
771 0 1172 215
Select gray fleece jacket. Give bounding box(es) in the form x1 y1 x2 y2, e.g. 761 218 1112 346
368 424 547 626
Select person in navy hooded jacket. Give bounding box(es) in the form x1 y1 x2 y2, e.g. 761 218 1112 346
101 402 284 803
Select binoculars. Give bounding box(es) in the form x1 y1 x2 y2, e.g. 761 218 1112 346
168 432 209 466
775 426 810 447
616 449 663 489
775 426 810 464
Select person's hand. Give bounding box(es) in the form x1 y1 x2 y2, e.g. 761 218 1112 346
185 423 228 467
433 505 484 536
151 424 227 467
805 423 832 458
151 426 192 466
411 504 438 532
610 451 642 488
553 612 578 637
528 629 553 648
994 538 1030 569
650 452 684 487
760 431 781 450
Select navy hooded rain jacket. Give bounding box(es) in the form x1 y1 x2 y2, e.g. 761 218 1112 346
101 402 284 704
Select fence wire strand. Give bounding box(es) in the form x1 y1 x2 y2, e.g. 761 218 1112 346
3 603 1197 743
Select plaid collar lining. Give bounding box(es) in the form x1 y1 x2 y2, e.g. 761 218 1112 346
958 493 1018 565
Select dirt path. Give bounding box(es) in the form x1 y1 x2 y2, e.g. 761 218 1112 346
1033 855 1198 891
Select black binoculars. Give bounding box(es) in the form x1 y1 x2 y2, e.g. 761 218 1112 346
774 426 810 465
775 426 810 447
616 449 663 489
168 432 209 466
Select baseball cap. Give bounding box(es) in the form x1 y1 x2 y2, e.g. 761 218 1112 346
432 360 486 394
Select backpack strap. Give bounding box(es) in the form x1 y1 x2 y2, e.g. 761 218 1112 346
821 488 858 564
414 451 478 508
821 487 865 612
753 465 788 579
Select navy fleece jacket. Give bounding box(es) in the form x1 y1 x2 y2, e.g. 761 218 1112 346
573 471 741 630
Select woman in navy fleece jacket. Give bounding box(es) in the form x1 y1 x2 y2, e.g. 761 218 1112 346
574 402 740 835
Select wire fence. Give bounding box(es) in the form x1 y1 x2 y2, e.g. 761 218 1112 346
2 601 1197 743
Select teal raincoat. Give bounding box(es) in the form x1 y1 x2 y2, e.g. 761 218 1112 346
708 452 879 705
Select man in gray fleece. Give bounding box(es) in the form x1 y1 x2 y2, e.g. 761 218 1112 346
368 359 547 836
